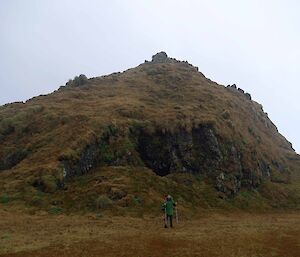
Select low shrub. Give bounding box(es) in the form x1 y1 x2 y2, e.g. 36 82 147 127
48 206 63 215
0 118 15 135
32 175 58 193
0 194 10 204
95 195 112 209
29 195 44 207
221 110 230 120
0 148 28 170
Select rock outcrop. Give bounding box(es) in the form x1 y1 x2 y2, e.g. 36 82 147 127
152 52 169 63
59 123 284 197
226 84 252 100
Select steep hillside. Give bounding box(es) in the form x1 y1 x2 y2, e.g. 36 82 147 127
0 52 299 212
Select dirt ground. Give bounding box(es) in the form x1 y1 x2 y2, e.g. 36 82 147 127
0 208 299 257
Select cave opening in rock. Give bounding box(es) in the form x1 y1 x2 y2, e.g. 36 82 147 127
137 130 172 176
136 125 222 177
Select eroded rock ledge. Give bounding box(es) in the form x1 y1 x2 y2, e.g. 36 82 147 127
59 124 283 197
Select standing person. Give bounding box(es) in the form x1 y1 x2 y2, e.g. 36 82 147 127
161 195 176 228
58 167 67 189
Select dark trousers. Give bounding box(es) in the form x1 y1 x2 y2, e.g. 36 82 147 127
166 214 173 228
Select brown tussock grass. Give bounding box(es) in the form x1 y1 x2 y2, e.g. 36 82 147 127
0 207 299 257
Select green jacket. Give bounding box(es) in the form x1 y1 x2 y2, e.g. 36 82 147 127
162 199 176 216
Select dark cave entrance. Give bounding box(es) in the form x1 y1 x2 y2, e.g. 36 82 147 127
137 130 173 176
136 125 221 177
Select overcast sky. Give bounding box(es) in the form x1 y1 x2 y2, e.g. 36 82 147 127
0 0 299 153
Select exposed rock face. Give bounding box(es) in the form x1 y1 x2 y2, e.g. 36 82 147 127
151 51 168 63
60 126 141 179
226 84 252 101
60 143 99 178
245 93 252 100
60 124 279 197
216 146 243 196
136 125 222 176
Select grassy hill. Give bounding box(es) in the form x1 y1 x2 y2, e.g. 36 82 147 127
0 52 299 213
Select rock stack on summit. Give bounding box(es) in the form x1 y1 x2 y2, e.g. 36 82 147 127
151 51 169 63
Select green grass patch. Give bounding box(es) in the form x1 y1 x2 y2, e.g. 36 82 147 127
231 189 269 210
0 194 10 204
1 234 10 240
48 206 64 215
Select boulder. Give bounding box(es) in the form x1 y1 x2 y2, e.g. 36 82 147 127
152 52 168 63
238 88 245 94
245 93 252 100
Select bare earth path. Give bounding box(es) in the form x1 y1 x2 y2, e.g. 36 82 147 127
0 208 299 257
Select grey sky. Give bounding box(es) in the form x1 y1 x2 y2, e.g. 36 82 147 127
0 0 299 153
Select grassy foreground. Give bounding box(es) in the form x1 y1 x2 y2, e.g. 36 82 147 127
0 208 299 257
